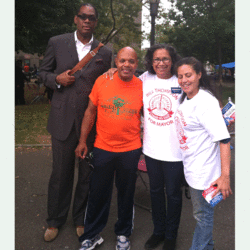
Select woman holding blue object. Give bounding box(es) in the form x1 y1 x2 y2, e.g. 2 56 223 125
174 57 232 250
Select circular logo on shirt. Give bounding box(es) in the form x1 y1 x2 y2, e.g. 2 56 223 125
147 94 173 120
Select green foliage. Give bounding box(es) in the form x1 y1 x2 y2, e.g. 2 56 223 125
156 0 235 66
15 0 142 55
16 0 80 54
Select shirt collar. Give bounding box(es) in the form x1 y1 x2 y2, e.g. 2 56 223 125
74 31 94 46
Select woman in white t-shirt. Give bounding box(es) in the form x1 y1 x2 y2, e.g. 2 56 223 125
141 44 184 250
104 44 184 250
174 57 232 250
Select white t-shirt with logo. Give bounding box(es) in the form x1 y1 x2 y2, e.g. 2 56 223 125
140 71 182 161
175 89 230 190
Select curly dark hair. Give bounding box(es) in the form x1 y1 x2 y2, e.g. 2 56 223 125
175 57 220 104
76 3 99 19
144 44 181 75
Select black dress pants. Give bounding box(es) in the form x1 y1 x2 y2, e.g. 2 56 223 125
79 147 142 242
47 125 92 228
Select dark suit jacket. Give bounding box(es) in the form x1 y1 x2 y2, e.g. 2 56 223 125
39 33 112 142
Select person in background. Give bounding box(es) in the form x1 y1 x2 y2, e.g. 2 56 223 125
24 63 29 73
39 2 112 242
15 61 28 105
23 63 30 81
75 47 142 250
174 57 232 250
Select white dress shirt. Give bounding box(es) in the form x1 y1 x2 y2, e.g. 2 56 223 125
74 31 94 61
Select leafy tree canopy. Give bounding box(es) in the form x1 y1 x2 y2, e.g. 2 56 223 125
155 0 235 66
16 0 79 54
16 0 142 55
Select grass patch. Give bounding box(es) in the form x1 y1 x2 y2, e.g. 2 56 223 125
24 82 50 105
15 104 51 145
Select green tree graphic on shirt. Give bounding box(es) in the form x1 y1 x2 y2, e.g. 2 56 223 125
113 98 125 115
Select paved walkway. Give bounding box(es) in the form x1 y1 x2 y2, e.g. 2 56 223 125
15 135 235 250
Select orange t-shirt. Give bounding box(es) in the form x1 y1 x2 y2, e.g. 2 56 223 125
89 73 143 152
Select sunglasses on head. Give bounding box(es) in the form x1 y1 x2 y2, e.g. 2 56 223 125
77 14 97 22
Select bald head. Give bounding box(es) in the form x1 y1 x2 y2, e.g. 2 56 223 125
115 47 138 82
117 47 138 60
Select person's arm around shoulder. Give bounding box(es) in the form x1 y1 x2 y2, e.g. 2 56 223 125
103 68 117 79
75 99 97 159
211 141 233 200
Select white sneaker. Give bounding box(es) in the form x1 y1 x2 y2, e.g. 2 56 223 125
116 235 130 250
79 234 104 250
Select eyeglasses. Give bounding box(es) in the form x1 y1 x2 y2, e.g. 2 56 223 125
77 14 97 22
153 57 171 64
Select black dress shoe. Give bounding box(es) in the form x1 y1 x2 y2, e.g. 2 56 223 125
145 234 165 250
162 238 176 250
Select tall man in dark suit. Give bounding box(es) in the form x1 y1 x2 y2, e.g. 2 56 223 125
39 3 112 242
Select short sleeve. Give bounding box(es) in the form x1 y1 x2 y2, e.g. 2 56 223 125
198 96 230 142
89 75 105 106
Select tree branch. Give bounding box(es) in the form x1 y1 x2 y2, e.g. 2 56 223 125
104 21 126 43
142 0 150 10
102 0 116 44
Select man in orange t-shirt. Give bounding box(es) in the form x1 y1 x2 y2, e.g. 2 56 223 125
75 47 142 250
